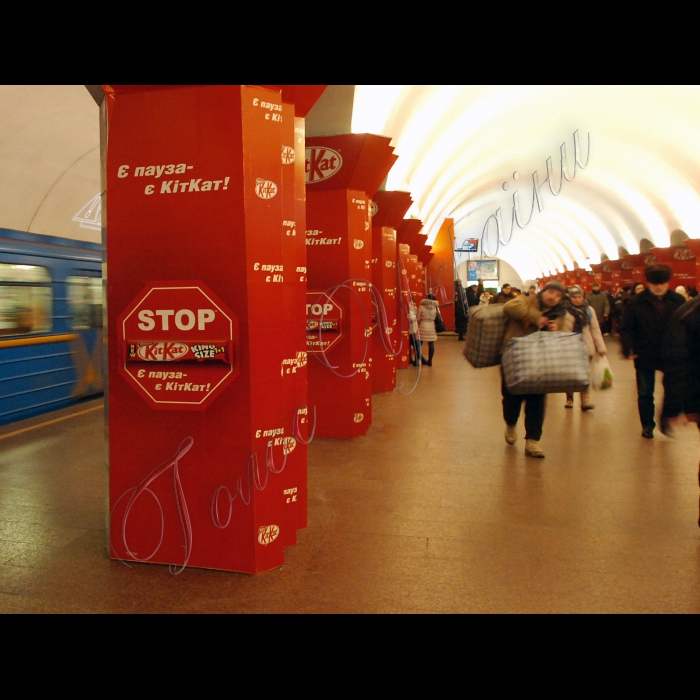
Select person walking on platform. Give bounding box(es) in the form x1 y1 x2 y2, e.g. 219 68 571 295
585 282 610 334
619 264 686 439
490 283 517 305
417 294 440 366
660 293 700 525
454 281 468 341
501 279 573 458
565 285 607 410
407 295 420 366
465 280 484 313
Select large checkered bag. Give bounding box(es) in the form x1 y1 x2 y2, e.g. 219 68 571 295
502 331 590 394
463 303 509 368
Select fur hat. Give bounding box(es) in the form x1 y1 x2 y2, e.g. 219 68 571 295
543 280 566 293
645 264 672 284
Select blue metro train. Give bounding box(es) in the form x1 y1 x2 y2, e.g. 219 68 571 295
0 228 103 426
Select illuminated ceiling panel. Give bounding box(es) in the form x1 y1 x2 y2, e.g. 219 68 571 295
352 85 700 280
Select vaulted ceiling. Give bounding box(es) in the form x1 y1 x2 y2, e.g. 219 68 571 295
351 85 700 281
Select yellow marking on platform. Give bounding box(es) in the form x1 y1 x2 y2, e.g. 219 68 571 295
0 404 104 441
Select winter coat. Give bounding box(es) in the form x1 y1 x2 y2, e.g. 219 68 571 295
501 293 574 352
619 287 686 370
454 292 468 335
573 304 607 358
585 290 610 326
465 282 484 309
662 295 700 418
417 298 440 342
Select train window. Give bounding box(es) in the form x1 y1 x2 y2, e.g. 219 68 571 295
0 264 52 336
67 276 102 330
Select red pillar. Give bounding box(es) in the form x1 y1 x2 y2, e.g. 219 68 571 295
651 245 697 290
370 191 413 393
102 84 322 574
304 134 397 438
683 240 700 289
592 261 619 291
426 218 455 329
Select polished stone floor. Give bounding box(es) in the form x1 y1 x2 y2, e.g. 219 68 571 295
1 335 699 613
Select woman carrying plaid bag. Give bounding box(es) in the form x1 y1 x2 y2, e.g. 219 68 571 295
501 280 573 458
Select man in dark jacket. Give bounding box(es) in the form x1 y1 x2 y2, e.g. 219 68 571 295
454 281 468 340
585 282 610 330
662 294 700 428
619 265 686 438
465 280 484 310
661 294 700 526
489 283 517 305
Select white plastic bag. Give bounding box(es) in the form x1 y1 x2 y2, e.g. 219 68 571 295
590 354 613 391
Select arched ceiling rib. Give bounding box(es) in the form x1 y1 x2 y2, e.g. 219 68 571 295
352 85 700 280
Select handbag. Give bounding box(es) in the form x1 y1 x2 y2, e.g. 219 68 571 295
590 353 613 390
502 331 590 394
463 303 508 367
434 308 446 333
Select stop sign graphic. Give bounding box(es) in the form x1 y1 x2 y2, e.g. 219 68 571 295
306 291 343 354
117 281 237 410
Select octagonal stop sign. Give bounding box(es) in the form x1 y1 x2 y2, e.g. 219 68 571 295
117 281 237 410
306 291 343 354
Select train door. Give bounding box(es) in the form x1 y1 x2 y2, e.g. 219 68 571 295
66 273 104 397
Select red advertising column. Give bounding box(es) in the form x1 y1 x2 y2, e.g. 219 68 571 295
275 104 309 545
426 218 455 329
304 134 397 438
580 269 595 293
370 191 412 393
405 255 425 302
103 85 322 574
592 260 620 291
625 253 657 286
651 245 697 289
683 239 700 287
397 243 413 370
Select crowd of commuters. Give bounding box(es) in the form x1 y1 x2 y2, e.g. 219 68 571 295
442 266 700 525
455 265 698 459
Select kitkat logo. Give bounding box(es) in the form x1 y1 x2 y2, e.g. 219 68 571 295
137 342 188 361
305 146 343 184
674 247 695 260
255 179 278 199
258 524 280 546
281 146 296 165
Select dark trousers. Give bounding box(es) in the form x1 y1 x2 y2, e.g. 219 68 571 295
421 341 435 362
635 363 669 429
409 334 420 364
501 369 546 441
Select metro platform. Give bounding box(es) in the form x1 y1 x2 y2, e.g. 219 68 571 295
1 335 699 614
